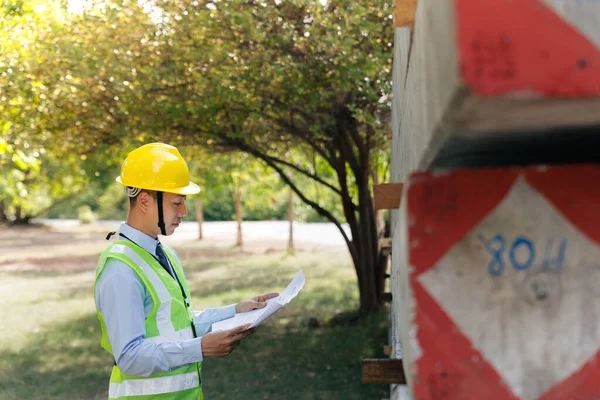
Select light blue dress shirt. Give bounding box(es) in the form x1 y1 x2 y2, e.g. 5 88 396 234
94 222 236 377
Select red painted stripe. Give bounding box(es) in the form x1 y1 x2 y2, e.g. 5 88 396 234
411 282 520 400
525 165 600 247
408 168 518 276
456 0 600 96
539 352 600 400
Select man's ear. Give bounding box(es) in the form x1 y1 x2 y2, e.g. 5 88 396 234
137 191 151 213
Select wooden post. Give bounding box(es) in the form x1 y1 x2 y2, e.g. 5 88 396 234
195 199 204 240
0 200 7 222
235 184 243 247
288 187 294 253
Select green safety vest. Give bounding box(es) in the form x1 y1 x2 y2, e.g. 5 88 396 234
94 240 203 400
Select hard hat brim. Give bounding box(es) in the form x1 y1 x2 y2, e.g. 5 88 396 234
174 182 202 195
116 177 201 195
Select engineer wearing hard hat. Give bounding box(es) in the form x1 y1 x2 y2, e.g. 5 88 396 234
93 143 277 399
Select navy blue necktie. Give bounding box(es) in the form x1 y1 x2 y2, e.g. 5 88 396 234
155 242 174 278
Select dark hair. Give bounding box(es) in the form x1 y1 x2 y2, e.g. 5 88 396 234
128 189 157 208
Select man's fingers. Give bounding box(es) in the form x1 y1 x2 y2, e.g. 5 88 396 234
258 292 279 301
229 326 256 341
240 328 256 339
228 324 251 336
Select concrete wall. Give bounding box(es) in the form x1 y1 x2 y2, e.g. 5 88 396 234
388 1 460 397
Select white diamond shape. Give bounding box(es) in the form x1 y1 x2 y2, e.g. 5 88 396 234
418 175 600 400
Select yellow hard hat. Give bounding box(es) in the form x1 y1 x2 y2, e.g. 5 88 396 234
116 143 200 195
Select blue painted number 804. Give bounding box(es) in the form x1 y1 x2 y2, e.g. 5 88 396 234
483 234 566 277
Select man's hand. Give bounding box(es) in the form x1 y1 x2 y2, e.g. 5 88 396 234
235 292 279 313
201 324 256 358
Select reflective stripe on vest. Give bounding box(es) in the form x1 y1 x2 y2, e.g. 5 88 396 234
108 371 199 398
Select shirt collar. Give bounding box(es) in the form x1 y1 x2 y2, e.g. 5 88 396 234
118 222 161 257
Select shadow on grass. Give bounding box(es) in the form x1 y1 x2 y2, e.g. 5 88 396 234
202 313 390 400
0 312 390 400
0 313 112 400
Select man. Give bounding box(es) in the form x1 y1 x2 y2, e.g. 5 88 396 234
94 142 277 399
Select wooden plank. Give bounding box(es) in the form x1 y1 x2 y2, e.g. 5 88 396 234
380 237 392 249
403 164 600 399
373 183 404 210
362 359 406 384
394 0 417 27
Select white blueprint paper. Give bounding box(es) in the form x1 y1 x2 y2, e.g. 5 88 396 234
211 270 305 331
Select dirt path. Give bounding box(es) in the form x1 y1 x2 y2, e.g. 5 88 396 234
1 223 337 272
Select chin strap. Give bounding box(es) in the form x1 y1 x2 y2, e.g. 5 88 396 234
157 191 167 236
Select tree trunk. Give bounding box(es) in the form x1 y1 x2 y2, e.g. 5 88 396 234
15 205 22 222
288 187 294 253
356 190 382 315
353 134 384 316
195 199 204 240
0 200 7 223
374 218 391 306
235 184 243 247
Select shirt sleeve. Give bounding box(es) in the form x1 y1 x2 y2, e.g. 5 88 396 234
95 260 204 377
193 305 237 335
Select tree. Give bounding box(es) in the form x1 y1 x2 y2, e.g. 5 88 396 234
0 0 101 222
9 0 393 315
140 0 394 314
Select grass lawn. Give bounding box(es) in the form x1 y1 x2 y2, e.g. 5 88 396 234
0 239 390 399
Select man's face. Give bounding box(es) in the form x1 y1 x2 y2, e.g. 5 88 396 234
144 192 188 236
161 192 188 235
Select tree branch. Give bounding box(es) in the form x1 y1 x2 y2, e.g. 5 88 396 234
263 153 346 198
270 115 336 167
225 138 357 260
